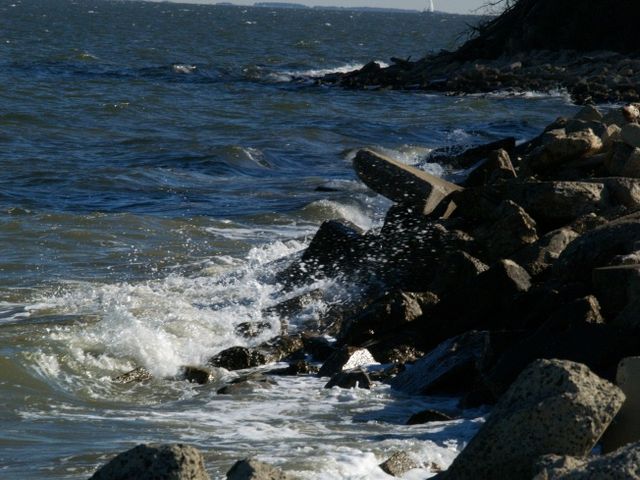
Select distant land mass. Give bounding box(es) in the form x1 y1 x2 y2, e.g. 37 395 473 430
219 3 423 13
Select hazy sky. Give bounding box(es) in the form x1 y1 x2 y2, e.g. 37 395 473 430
210 1 489 15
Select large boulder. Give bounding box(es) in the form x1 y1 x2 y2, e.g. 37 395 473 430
89 444 210 480
317 347 376 377
209 336 304 371
605 142 640 177
391 331 490 396
553 213 640 283
602 357 640 453
437 359 625 480
529 129 602 171
592 264 640 317
353 149 463 214
464 148 517 187
511 227 579 278
533 442 640 479
226 458 292 480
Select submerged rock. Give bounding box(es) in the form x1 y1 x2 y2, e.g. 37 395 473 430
406 409 455 425
379 451 419 477
226 458 293 480
112 367 152 385
324 370 371 389
216 373 276 395
90 443 210 480
209 347 269 371
437 359 625 480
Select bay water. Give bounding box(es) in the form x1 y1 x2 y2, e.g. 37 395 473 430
0 1 578 478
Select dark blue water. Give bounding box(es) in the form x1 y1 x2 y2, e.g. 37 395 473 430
0 1 579 478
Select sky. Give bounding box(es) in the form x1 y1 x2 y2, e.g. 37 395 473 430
207 1 489 15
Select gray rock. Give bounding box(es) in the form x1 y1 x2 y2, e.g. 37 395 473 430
533 442 640 479
317 347 376 377
217 373 276 395
226 458 292 480
324 370 372 389
262 290 323 323
112 367 152 384
391 331 490 396
438 359 625 480
353 149 463 214
511 227 579 277
90 444 210 480
530 129 602 170
621 122 640 148
602 357 640 453
594 177 640 209
379 452 419 477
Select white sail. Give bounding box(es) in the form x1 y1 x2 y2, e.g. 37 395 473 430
429 0 435 13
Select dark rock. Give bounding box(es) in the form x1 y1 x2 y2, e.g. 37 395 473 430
112 367 152 384
226 458 292 480
437 359 625 480
262 290 323 322
181 366 214 385
217 373 276 395
574 105 603 123
268 360 318 376
301 219 364 270
301 334 335 362
602 357 640 454
605 141 636 176
529 129 603 172
378 345 425 365
353 149 463 214
464 149 517 187
209 347 269 371
595 177 640 210
430 137 517 169
391 331 490 396
317 347 376 378
553 213 640 284
593 264 640 317
379 451 419 477
406 409 455 425
429 251 488 294
324 370 372 389
533 442 640 480
511 227 579 278
259 335 305 362
235 322 272 339
89 444 210 480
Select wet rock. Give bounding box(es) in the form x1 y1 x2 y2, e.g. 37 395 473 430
262 290 323 321
464 149 517 187
379 345 425 365
209 347 269 371
268 360 318 376
226 458 292 480
353 149 463 214
533 442 640 480
391 331 490 396
301 219 364 271
511 227 580 277
259 335 305 362
324 370 371 389
431 137 516 169
406 409 455 425
379 451 419 477
112 367 152 385
339 290 426 345
317 347 376 378
301 334 335 362
181 366 214 385
217 373 276 395
592 265 640 316
89 443 210 480
473 200 538 261
602 357 640 453
438 359 625 480
553 213 640 283
235 322 272 339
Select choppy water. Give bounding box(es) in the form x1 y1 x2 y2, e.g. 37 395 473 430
0 0 579 478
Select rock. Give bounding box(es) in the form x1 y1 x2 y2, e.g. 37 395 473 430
262 290 323 320
226 458 292 480
602 357 640 453
473 200 538 261
464 149 517 187
533 442 640 479
235 322 272 339
553 214 640 283
339 290 425 345
594 177 640 209
391 331 490 396
602 124 622 148
301 334 335 362
268 360 318 376
89 444 210 480
448 137 517 169
498 181 608 226
259 335 305 362
511 227 580 277
621 122 640 148
324 370 372 389
379 452 419 477
530 129 602 170
112 367 152 384
438 359 625 480
301 219 364 271
429 251 488 294
574 105 603 122
317 347 376 378
565 119 607 140
593 265 640 316
377 345 425 365
209 347 269 371
606 144 640 178
217 373 276 395
406 409 455 425
181 366 214 385
353 149 463 214
614 298 640 333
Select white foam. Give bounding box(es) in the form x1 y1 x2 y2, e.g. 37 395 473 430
268 61 390 83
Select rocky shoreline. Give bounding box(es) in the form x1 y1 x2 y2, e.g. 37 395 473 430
94 102 640 479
